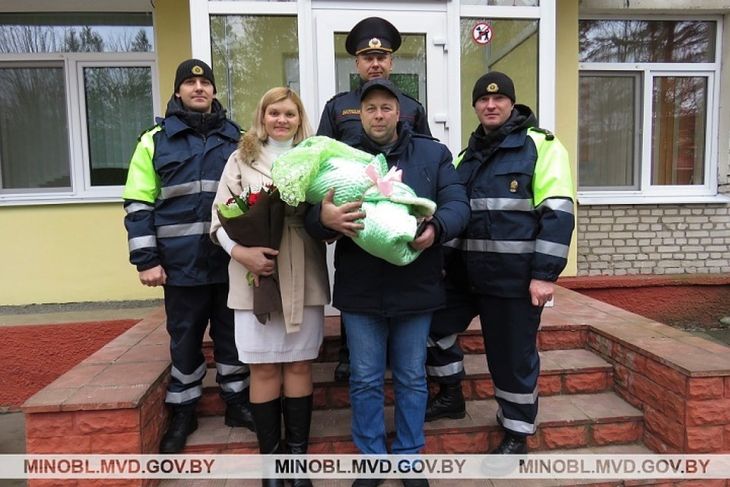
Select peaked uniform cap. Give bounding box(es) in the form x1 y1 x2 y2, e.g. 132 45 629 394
345 17 402 56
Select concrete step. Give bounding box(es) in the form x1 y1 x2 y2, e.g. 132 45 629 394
183 391 642 455
197 348 613 416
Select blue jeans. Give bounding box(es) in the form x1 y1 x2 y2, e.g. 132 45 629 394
342 311 432 454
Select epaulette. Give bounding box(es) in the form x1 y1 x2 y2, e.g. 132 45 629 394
326 91 350 103
137 122 162 141
529 127 555 140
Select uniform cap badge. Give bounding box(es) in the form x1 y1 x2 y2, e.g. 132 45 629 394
487 82 499 93
191 65 204 75
368 38 382 49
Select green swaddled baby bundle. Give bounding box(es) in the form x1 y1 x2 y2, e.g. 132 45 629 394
271 136 436 266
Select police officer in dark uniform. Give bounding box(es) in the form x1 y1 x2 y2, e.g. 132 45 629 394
317 17 432 382
426 72 575 454
123 59 255 453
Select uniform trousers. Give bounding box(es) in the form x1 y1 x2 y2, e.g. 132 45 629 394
164 284 250 406
427 289 542 436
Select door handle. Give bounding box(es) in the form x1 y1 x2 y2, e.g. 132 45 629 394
433 113 448 129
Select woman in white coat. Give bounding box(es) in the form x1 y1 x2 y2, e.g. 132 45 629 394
211 87 330 487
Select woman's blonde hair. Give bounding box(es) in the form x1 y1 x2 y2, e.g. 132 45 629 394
238 87 312 164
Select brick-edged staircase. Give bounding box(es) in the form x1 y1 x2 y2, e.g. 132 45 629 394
182 316 646 456
24 285 730 487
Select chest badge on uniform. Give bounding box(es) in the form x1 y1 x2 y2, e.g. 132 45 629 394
509 179 519 193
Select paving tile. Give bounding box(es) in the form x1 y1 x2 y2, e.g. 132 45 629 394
22 387 78 413
47 363 107 388
62 384 148 410
87 361 167 387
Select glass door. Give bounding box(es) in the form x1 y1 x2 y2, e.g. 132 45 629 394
313 10 452 147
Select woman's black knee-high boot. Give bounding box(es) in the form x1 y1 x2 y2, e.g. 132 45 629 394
251 398 284 487
283 395 313 487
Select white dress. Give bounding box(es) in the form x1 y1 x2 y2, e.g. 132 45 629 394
216 138 324 364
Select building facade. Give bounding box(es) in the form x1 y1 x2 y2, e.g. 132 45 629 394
0 0 728 305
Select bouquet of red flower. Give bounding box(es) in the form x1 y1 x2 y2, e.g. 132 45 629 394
217 184 285 324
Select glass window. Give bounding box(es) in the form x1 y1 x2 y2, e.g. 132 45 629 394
579 73 639 189
459 18 538 146
579 19 717 197
210 15 299 127
0 13 156 202
0 13 154 53
83 66 154 186
651 76 706 186
0 65 70 191
461 0 538 5
579 20 715 63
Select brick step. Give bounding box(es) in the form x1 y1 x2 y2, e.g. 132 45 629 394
196 348 613 416
183 391 642 455
203 318 589 364
161 443 655 487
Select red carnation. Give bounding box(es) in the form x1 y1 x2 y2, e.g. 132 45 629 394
247 191 261 207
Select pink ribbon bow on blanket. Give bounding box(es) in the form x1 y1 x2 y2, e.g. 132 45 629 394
365 163 403 197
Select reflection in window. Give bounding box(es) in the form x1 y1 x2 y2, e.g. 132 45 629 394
651 77 706 186
211 15 299 127
579 20 715 63
0 66 70 190
578 74 639 189
84 67 154 186
459 18 538 146
0 13 153 53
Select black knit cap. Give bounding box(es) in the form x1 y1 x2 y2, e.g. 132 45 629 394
346 17 401 56
471 71 515 106
174 59 216 94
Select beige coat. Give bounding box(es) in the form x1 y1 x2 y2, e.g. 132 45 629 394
211 141 330 333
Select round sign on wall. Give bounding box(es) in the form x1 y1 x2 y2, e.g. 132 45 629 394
472 22 493 45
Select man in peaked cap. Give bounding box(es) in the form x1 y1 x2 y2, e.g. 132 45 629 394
123 59 254 453
317 17 433 383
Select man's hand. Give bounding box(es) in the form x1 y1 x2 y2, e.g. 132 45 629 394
529 279 554 307
320 188 365 238
139 265 167 287
409 219 436 251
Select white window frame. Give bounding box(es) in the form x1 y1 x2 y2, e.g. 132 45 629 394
0 6 159 207
578 15 728 205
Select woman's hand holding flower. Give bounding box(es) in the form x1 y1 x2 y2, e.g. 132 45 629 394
231 245 279 287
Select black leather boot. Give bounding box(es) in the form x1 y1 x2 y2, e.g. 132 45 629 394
283 395 314 487
159 404 198 453
424 382 465 422
491 431 527 454
251 398 285 487
225 398 256 431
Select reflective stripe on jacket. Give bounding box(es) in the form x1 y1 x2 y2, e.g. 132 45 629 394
447 127 575 297
122 115 240 285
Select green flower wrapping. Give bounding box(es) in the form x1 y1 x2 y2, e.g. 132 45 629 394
271 136 436 266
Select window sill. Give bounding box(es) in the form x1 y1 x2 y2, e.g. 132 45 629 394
577 193 730 206
0 194 121 207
